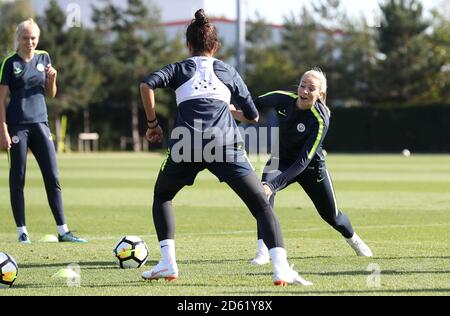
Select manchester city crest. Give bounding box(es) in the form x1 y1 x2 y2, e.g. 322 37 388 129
297 123 306 133
36 63 45 72
13 62 23 76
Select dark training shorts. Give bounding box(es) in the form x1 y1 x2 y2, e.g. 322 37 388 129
159 145 254 184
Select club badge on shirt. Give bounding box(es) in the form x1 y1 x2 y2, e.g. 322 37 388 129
297 123 306 133
13 62 23 76
36 63 45 72
12 136 20 144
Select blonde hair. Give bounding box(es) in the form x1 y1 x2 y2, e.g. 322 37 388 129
302 67 331 116
14 18 40 51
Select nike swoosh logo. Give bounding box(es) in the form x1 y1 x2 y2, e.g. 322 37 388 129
277 110 287 117
151 268 168 277
316 177 325 183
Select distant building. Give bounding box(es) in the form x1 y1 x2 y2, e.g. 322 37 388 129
30 0 281 45
30 0 343 69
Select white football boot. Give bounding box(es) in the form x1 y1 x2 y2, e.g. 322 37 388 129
346 233 373 257
272 265 313 286
251 249 271 265
142 260 178 281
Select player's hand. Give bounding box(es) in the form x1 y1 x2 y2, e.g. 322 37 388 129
146 126 163 143
228 104 237 111
45 64 57 81
262 183 272 199
0 131 11 150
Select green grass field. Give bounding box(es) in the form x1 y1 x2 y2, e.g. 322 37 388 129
0 153 449 296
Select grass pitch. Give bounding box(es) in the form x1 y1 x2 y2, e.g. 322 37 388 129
0 153 449 296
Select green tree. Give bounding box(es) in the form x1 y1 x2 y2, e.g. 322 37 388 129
413 9 450 104
372 0 431 105
333 18 378 106
278 2 356 106
245 15 297 96
310 0 354 105
37 0 101 151
0 0 34 57
281 7 321 78
92 0 182 151
246 13 273 48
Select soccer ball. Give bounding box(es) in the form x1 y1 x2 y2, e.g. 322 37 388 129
0 252 18 288
113 236 149 268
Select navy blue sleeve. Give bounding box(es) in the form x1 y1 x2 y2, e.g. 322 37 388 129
141 63 177 90
265 118 326 192
214 60 258 120
254 92 282 111
141 60 195 91
0 57 12 86
254 91 297 111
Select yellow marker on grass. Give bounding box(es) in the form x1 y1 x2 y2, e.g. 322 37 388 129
58 115 68 153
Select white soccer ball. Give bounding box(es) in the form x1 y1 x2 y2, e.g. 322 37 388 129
0 252 18 288
402 149 411 157
113 236 149 268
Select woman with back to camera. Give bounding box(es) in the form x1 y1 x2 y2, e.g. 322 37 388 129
0 18 86 243
139 9 312 286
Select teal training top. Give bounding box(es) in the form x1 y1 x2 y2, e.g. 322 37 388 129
0 50 51 125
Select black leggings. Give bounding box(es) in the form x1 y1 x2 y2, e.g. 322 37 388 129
8 123 66 227
258 163 354 239
152 168 284 249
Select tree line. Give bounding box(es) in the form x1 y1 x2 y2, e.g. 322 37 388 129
0 0 448 151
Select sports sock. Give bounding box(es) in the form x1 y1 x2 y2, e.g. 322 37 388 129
257 239 269 253
269 247 290 272
346 232 359 242
18 226 29 238
57 224 69 236
160 239 176 264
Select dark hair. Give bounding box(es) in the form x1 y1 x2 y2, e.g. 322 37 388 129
186 9 220 55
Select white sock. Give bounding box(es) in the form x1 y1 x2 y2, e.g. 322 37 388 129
57 224 69 236
18 226 29 238
269 247 290 272
347 232 359 242
160 239 176 264
257 239 269 253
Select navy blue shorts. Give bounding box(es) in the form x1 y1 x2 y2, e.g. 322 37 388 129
159 145 254 184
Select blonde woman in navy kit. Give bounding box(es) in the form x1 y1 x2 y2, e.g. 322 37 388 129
230 68 372 264
0 19 86 243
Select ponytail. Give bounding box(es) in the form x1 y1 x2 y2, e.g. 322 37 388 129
186 9 220 55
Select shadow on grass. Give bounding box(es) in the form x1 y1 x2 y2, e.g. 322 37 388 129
289 256 333 260
378 256 450 260
224 288 450 295
18 254 449 270
12 280 149 289
176 258 248 264
19 261 116 269
176 256 331 265
310 270 450 276
246 269 450 277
